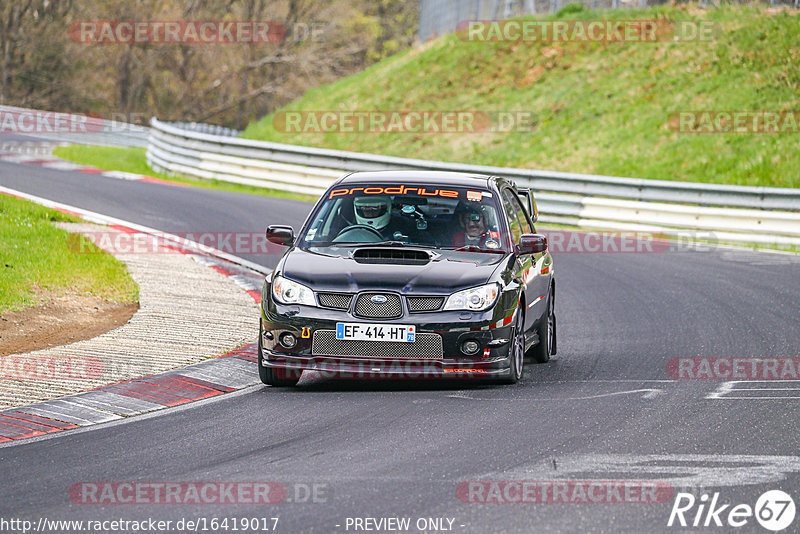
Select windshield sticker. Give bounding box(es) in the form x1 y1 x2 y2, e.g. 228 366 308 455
467 191 482 201
328 185 459 199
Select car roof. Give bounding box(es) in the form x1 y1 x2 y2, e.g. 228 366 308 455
336 170 494 188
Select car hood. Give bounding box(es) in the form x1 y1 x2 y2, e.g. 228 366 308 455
279 247 505 294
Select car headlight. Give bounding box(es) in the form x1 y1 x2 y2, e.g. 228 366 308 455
271 275 316 306
444 283 500 312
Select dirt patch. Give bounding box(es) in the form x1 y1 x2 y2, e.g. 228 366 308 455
0 290 138 356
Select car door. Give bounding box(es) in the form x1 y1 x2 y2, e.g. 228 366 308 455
502 187 551 335
500 188 534 332
517 190 551 316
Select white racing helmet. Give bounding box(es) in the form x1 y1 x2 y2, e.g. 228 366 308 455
354 195 391 230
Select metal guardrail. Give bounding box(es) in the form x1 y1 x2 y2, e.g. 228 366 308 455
167 121 241 137
147 118 800 246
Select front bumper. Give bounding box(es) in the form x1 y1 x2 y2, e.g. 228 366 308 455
260 303 517 378
260 356 511 378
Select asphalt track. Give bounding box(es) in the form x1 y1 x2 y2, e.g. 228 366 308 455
1 133 800 533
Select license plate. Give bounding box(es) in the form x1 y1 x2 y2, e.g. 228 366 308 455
336 323 415 343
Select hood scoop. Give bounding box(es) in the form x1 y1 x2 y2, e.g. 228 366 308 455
353 248 431 265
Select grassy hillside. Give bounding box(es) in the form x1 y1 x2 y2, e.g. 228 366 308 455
243 4 800 188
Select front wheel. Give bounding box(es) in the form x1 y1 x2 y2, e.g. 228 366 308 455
528 288 556 363
258 322 301 387
498 310 525 384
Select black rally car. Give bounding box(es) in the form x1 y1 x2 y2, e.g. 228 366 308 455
259 170 556 386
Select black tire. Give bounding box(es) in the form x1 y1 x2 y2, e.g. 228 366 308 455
258 322 301 387
498 309 525 385
528 287 555 363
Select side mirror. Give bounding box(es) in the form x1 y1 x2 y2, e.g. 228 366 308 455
266 225 294 247
516 234 547 255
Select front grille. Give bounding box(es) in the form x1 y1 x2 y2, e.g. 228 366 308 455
311 330 443 359
354 293 402 318
317 292 353 310
407 296 445 313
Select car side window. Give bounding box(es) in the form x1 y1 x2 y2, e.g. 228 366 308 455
518 190 538 228
306 198 343 242
513 193 534 234
502 189 523 244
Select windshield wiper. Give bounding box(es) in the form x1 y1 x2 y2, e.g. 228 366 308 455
443 245 506 254
335 241 441 249
335 241 406 247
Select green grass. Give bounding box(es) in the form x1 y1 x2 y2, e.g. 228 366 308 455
0 195 139 314
52 145 317 202
243 4 800 189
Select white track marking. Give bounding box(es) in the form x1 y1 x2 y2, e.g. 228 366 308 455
707 380 800 400
447 388 664 401
480 454 800 488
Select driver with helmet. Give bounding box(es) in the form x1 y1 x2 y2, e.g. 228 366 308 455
354 195 392 231
351 195 415 240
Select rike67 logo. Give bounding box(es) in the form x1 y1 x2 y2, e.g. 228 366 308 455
668 490 795 531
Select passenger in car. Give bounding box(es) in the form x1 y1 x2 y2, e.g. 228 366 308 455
451 203 492 248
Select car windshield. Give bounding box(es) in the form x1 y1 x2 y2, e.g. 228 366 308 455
299 184 509 252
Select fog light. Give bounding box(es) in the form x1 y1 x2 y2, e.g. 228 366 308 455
279 332 297 349
461 339 480 355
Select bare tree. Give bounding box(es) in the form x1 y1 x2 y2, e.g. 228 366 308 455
2 0 420 127
0 0 73 106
